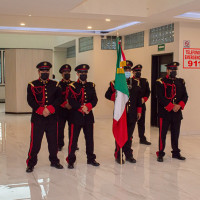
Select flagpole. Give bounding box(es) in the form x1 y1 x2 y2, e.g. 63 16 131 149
117 30 123 165
120 148 123 165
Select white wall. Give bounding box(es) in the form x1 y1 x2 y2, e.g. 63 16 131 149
75 36 117 118
124 26 178 131
5 49 52 113
53 48 67 80
178 22 200 134
66 57 76 81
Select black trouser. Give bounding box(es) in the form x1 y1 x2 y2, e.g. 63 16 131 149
66 123 96 164
115 119 137 159
157 117 181 157
137 104 146 141
26 117 59 167
57 115 69 148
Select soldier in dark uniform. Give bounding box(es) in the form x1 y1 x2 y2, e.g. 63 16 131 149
156 62 188 162
105 60 142 164
57 64 74 151
26 61 64 173
132 64 151 145
66 64 100 169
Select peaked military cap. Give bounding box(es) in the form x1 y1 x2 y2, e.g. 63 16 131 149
124 60 133 70
132 64 143 71
75 64 90 72
59 64 71 73
36 61 52 71
165 62 179 70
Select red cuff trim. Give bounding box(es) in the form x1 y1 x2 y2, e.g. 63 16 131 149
179 101 185 110
36 107 44 115
61 101 68 108
78 106 84 114
111 92 116 101
85 103 93 112
143 97 148 102
46 105 55 114
137 107 142 113
165 102 174 112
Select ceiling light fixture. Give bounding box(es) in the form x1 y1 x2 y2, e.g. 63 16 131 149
28 14 32 17
87 26 92 29
0 21 141 34
175 12 200 20
105 19 111 22
20 23 25 26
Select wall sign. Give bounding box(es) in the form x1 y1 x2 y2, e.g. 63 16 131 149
183 40 190 48
158 44 165 51
183 48 200 69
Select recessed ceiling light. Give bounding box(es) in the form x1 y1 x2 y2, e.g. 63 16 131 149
20 23 25 26
87 26 92 29
105 19 111 22
28 14 32 17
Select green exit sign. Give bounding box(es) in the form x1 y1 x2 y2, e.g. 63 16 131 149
158 44 165 51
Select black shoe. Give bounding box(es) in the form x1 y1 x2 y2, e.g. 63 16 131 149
87 160 100 166
126 157 136 163
157 156 163 162
50 163 63 169
140 140 151 145
115 158 125 164
76 147 79 151
172 155 186 160
68 163 74 169
26 166 34 173
58 147 63 151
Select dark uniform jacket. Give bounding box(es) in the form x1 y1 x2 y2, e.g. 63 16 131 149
58 79 74 120
27 79 62 121
156 75 188 120
105 78 142 122
133 77 150 108
68 80 98 125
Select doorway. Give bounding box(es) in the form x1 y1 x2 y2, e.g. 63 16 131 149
151 53 173 127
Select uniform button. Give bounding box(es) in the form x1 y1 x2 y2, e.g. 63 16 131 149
45 92 47 94
45 96 47 99
46 100 48 102
84 92 86 94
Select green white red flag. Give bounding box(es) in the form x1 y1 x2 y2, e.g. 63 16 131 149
112 39 129 148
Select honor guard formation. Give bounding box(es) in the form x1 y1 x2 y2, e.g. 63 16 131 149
26 60 188 172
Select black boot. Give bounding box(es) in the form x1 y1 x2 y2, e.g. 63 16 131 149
172 154 186 160
126 156 136 163
50 163 64 169
115 157 125 164
68 163 74 169
157 156 163 162
26 166 34 173
87 160 100 166
140 140 151 145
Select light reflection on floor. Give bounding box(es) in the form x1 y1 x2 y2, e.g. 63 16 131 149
0 103 200 200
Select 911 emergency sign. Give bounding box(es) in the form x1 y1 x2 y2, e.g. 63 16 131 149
183 48 200 69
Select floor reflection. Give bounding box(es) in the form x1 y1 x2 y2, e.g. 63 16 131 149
0 103 200 200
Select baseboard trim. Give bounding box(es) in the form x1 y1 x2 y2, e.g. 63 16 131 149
5 112 32 114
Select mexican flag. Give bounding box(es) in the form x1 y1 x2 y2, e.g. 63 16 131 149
112 39 129 148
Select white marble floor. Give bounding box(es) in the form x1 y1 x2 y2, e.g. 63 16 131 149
0 104 200 200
